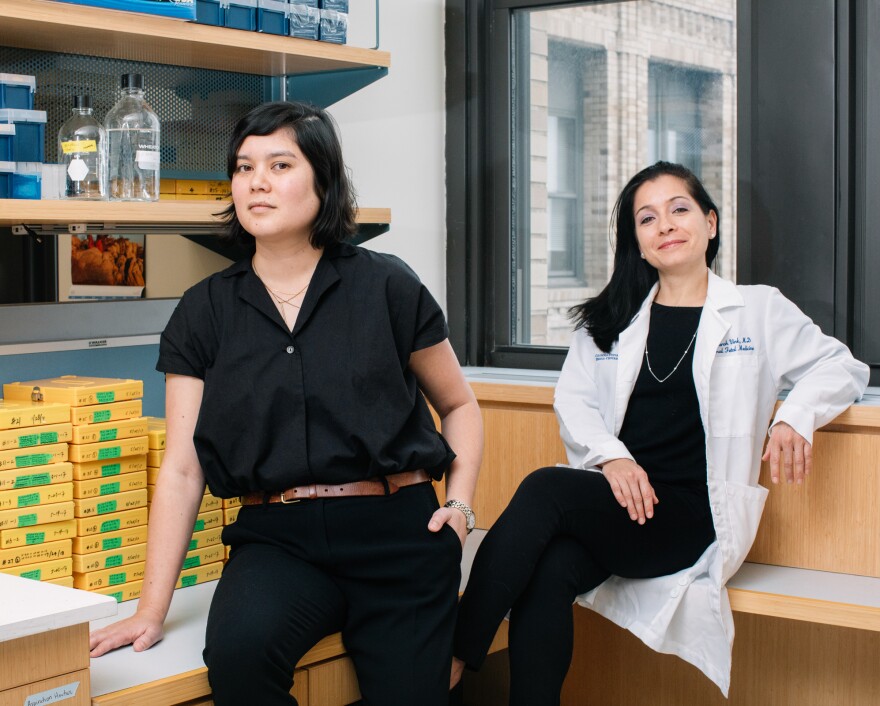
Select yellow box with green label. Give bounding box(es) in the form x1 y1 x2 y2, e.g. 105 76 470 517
0 462 72 492
72 524 148 554
0 539 71 569
0 482 72 511
73 559 146 590
70 417 148 445
73 488 147 518
75 506 148 537
73 470 147 499
70 399 142 426
0 500 74 530
71 454 146 481
93 578 143 602
68 435 149 463
0 422 72 451
0 442 68 472
0 556 71 580
72 541 147 573
0 518 76 549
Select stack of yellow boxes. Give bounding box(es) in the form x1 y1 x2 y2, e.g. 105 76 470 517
0 399 76 586
145 417 225 589
2 376 149 602
159 179 231 201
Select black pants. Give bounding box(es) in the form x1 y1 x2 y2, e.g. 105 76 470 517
453 467 715 706
204 482 462 706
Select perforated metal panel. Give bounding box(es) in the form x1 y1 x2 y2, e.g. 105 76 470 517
0 48 270 178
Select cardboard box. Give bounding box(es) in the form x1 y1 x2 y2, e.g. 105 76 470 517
3 376 143 407
0 422 72 451
72 541 147 573
70 417 148 444
0 556 71 580
73 488 147 518
0 482 73 511
67 435 149 463
0 501 74 530
0 539 71 569
0 442 68 471
0 518 76 549
72 525 149 554
0 462 72 491
75 507 148 536
73 471 147 499
73 559 146 590
72 454 147 481
70 399 142 426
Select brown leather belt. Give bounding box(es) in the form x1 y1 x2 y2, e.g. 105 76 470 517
241 469 431 506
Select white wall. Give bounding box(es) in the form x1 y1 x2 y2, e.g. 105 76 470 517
330 0 448 309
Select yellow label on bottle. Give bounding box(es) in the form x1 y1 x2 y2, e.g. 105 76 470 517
61 140 98 154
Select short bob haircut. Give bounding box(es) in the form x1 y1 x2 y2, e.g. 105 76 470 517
221 101 358 252
570 161 721 353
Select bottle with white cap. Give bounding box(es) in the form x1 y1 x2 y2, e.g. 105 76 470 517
58 95 106 200
105 73 160 201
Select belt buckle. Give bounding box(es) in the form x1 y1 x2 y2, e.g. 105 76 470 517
279 490 300 504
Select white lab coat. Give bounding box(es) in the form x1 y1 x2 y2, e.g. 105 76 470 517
554 270 869 696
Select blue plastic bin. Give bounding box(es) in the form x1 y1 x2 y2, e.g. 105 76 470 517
195 0 224 24
319 9 347 44
0 109 47 163
0 161 13 199
0 124 14 162
223 0 258 30
257 0 287 35
50 0 195 20
290 4 320 39
11 162 42 200
320 0 347 12
0 74 36 110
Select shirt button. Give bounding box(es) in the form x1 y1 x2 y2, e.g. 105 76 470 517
286 346 295 354
670 588 680 598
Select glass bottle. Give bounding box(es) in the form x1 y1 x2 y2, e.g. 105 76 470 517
58 95 106 200
105 73 160 202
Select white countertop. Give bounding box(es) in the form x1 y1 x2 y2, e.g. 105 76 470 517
0 574 117 643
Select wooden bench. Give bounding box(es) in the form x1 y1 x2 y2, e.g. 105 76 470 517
461 374 880 705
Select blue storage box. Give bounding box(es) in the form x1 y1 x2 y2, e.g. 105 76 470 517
0 124 14 162
223 0 258 30
0 161 13 199
289 4 320 39
257 0 287 35
195 0 223 24
50 0 195 20
0 74 36 111
0 109 47 163
11 162 42 200
319 9 347 44
320 0 347 12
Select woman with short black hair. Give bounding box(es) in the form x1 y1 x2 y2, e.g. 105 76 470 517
90 101 482 706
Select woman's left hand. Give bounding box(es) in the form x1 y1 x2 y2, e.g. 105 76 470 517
428 506 467 548
762 421 812 484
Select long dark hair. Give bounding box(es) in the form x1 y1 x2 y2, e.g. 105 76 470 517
221 101 358 253
569 161 720 352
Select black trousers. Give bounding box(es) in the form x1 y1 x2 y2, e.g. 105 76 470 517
453 467 715 706
204 482 462 706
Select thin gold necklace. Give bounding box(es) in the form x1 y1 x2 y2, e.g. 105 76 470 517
252 260 311 322
644 329 698 383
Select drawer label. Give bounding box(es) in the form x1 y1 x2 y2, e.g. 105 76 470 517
24 679 80 705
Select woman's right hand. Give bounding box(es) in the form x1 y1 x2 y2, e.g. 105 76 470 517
89 608 165 657
600 458 659 524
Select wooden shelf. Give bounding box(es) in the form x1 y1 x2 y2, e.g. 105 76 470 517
0 200 390 229
0 0 390 76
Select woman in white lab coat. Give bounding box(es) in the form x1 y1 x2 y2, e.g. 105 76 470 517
450 161 869 702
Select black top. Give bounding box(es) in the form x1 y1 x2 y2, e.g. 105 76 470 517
618 303 707 491
157 242 455 498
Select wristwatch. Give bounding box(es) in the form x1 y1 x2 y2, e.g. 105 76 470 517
444 499 476 534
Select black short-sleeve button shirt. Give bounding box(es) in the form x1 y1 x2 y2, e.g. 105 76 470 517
157 242 455 497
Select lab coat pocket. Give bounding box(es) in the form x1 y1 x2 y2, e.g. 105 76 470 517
720 480 768 582
709 355 758 437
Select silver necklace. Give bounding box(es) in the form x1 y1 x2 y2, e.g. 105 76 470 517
644 329 698 384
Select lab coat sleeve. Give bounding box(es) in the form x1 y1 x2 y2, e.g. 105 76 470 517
764 288 869 444
554 330 635 468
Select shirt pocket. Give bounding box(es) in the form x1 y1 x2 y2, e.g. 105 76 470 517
708 354 758 437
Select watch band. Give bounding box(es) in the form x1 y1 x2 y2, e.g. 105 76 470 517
444 499 475 533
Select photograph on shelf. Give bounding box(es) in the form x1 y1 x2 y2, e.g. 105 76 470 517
58 233 146 301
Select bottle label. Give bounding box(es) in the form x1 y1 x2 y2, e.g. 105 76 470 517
135 150 160 170
67 157 89 182
61 139 97 154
